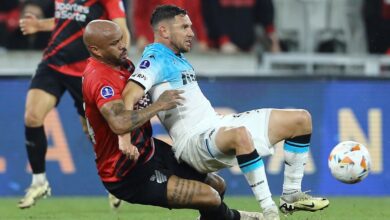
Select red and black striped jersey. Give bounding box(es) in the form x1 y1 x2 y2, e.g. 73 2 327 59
82 58 154 182
44 0 125 77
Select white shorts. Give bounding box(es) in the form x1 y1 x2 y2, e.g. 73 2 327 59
174 108 274 173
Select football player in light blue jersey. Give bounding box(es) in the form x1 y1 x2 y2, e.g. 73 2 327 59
122 5 329 220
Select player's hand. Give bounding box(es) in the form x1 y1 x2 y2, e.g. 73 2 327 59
118 134 139 161
155 90 185 111
19 13 40 35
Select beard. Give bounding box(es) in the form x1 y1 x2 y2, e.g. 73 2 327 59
171 37 191 53
105 49 127 66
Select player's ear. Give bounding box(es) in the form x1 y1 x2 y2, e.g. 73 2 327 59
89 45 102 57
158 24 169 39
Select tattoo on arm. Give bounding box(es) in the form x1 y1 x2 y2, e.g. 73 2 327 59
100 100 160 134
110 102 126 115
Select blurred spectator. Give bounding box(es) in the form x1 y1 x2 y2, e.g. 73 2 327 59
202 0 281 54
363 0 390 54
131 0 209 53
0 0 54 50
7 0 54 50
0 0 20 48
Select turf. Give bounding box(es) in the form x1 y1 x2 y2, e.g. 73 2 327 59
0 196 389 220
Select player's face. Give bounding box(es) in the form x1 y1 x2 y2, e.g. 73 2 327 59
168 15 194 53
101 29 127 66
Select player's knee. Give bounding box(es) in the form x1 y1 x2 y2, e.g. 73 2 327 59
230 126 253 151
295 109 312 134
205 173 226 196
24 110 44 127
301 109 313 134
201 187 221 208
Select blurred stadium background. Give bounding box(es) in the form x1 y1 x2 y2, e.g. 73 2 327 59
0 0 389 219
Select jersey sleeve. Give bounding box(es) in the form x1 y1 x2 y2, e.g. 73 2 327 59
100 0 126 20
129 55 162 92
93 77 123 109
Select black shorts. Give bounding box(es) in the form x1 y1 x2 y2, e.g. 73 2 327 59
29 62 84 117
103 138 207 208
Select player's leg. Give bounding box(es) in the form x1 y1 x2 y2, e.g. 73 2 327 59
204 173 226 198
152 138 263 219
267 109 329 213
19 65 66 209
20 89 57 208
213 126 277 219
168 175 265 220
104 168 255 220
268 109 311 195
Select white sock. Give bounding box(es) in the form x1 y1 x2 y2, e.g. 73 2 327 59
32 173 47 186
237 151 275 210
283 143 309 194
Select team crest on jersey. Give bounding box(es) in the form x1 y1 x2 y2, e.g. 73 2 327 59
100 86 114 99
139 60 150 69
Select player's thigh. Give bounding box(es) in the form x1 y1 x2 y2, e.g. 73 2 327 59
268 108 311 145
155 139 226 195
103 164 170 208
25 89 57 126
178 131 236 173
153 138 207 182
218 109 274 157
167 175 220 209
25 64 65 125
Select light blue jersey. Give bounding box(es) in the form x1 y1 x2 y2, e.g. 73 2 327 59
129 43 219 157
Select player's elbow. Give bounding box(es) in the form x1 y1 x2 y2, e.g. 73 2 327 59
109 121 129 135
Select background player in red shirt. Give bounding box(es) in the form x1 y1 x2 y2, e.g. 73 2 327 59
82 20 263 220
18 0 129 209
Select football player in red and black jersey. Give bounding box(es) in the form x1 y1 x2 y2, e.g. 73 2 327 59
18 0 129 209
82 20 263 220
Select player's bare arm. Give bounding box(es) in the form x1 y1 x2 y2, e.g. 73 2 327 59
119 84 183 160
19 13 55 35
122 81 147 110
100 90 184 134
118 81 153 161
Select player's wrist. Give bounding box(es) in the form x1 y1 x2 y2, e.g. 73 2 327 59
36 19 44 32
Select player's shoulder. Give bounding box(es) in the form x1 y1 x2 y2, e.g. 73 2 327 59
141 50 162 62
143 43 171 59
135 53 160 73
84 60 115 85
84 60 103 77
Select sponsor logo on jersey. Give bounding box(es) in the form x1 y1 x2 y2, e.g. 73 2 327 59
181 70 196 85
149 170 167 184
100 86 114 99
139 60 150 69
132 73 147 81
55 2 90 22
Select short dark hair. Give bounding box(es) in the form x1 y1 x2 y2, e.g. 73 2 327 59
150 5 187 28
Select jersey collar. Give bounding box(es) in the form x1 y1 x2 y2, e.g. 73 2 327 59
146 43 184 57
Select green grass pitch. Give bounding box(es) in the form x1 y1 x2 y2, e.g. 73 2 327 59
0 196 389 220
